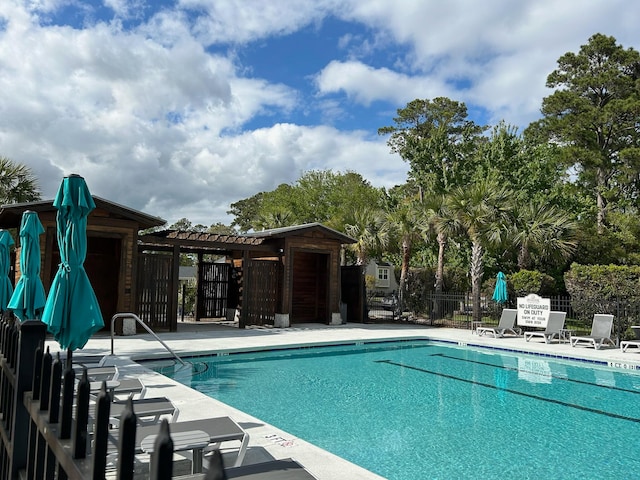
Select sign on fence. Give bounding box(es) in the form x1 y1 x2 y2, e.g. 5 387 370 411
517 293 550 327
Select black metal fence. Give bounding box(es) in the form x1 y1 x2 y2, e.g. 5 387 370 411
367 291 640 341
0 314 227 480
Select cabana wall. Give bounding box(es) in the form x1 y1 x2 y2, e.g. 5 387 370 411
0 198 166 331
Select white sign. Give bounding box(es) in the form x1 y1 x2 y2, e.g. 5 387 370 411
517 294 551 327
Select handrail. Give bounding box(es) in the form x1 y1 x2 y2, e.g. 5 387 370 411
110 313 186 366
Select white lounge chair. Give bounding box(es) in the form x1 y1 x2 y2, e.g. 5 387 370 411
109 415 250 468
476 309 518 338
91 396 179 426
570 314 616 350
621 326 640 352
524 311 567 343
139 416 249 467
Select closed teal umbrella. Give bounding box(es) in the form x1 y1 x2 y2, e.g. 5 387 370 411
42 174 104 350
0 229 14 311
492 271 508 304
8 211 47 321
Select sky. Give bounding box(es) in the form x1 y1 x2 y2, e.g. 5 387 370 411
1 0 639 228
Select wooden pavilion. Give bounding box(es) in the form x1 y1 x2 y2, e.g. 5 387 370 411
138 223 357 330
0 196 359 332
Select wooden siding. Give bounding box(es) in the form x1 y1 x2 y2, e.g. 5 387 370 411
13 213 137 330
243 259 280 326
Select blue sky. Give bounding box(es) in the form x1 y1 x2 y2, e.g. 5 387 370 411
1 0 639 226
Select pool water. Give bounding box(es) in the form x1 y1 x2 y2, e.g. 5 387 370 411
145 341 640 479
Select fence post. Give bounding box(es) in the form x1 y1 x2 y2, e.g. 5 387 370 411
8 320 47 479
117 397 137 480
46 352 63 476
57 363 75 480
92 383 111 480
49 353 62 424
73 369 90 459
59 364 75 440
151 420 173 480
32 347 53 479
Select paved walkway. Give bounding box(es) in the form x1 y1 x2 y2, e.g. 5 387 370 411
47 320 640 480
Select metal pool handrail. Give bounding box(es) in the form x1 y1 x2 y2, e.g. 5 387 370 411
110 313 186 366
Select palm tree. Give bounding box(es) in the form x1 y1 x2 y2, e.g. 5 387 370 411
383 196 425 313
420 194 451 319
254 209 293 230
0 156 40 203
442 179 513 322
344 205 388 266
511 199 577 270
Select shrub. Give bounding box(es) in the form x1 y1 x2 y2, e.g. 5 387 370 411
509 270 557 297
564 263 640 331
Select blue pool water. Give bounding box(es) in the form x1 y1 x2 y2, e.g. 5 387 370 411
145 341 640 479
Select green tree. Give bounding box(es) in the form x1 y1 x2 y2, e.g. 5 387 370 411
170 218 193 231
207 222 238 235
344 205 388 266
442 179 513 322
382 188 426 312
378 98 485 297
510 199 578 270
0 156 40 203
378 97 485 194
228 170 383 233
533 33 640 233
228 193 265 232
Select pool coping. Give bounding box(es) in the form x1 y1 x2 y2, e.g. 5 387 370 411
130 334 640 372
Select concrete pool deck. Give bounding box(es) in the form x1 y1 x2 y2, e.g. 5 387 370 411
45 320 640 479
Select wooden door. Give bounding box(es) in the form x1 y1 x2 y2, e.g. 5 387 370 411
291 251 329 323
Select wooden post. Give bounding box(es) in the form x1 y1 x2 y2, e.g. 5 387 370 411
169 245 180 332
240 251 249 329
195 252 203 322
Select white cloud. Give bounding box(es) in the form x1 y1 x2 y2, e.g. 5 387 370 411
315 60 452 106
320 0 640 126
2 0 640 229
178 0 340 45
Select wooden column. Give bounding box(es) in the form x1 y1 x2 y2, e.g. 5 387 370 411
169 245 180 332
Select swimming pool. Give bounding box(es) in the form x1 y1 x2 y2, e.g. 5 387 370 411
145 341 640 479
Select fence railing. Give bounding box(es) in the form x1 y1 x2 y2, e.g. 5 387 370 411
0 313 226 480
368 291 640 341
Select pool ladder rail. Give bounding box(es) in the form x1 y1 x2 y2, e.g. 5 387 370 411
109 312 186 366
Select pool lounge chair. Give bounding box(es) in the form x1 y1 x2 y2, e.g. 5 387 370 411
570 314 616 350
524 311 567 343
133 416 249 467
621 326 640 352
183 454 318 480
476 309 518 338
91 396 179 426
